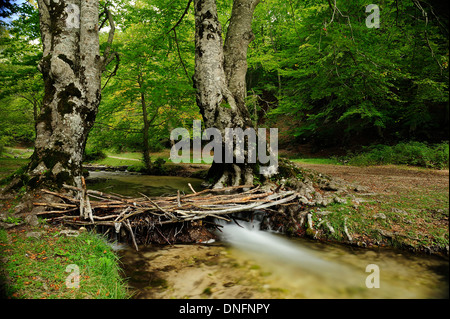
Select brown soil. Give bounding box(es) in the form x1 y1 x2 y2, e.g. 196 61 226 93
296 163 449 195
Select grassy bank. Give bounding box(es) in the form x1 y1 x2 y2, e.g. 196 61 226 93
291 163 449 255
0 225 129 299
0 154 130 299
0 158 28 180
307 190 449 254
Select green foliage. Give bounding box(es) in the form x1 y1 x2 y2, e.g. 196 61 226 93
87 0 200 154
84 146 107 163
0 136 7 155
249 0 449 146
2 0 448 161
343 141 449 168
0 2 42 147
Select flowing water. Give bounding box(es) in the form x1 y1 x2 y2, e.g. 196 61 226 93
214 221 449 298
87 171 449 299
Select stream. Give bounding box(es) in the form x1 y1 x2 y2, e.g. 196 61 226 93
87 171 449 299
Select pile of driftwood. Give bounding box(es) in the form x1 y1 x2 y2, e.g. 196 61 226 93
34 178 299 250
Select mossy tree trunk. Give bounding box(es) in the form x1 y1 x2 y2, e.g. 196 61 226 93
193 0 260 188
24 0 114 189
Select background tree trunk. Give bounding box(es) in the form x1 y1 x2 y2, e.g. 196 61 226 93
138 72 152 172
193 0 259 188
25 0 103 189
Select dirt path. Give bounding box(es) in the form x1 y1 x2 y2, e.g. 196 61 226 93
297 163 449 195
107 155 140 161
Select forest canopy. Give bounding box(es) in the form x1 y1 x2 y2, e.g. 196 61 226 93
0 0 448 156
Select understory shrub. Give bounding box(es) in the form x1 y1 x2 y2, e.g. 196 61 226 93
344 141 449 169
84 146 107 162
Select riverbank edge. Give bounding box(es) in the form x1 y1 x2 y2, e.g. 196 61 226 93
0 219 130 299
22 161 450 258
0 161 448 299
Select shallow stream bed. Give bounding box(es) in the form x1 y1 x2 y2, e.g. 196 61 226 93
87 171 449 299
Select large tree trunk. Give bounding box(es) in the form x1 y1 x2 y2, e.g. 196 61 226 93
25 0 103 189
193 0 259 188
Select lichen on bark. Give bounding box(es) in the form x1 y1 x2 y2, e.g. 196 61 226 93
21 0 103 190
193 0 261 188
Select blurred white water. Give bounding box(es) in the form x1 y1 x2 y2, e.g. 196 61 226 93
216 220 353 280
215 219 448 298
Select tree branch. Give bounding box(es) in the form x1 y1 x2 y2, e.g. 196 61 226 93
168 0 192 33
102 52 120 90
172 28 191 83
101 4 116 72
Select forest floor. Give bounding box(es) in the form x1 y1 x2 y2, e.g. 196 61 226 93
292 163 449 255
296 163 449 195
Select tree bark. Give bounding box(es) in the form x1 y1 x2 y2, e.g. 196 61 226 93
25 0 104 189
193 0 259 188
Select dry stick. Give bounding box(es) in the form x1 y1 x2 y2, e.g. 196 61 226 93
178 192 296 216
36 208 78 216
88 204 130 209
93 214 122 221
63 184 131 202
33 202 77 208
79 176 94 223
147 198 177 220
87 193 115 202
344 217 352 242
155 226 172 245
189 193 275 207
124 219 139 251
114 207 131 222
188 183 197 194
252 193 298 210
79 180 86 219
63 220 115 227
157 184 254 201
42 189 79 203
177 190 182 208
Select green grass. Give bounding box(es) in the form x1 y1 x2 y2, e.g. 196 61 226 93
88 149 212 166
342 141 449 169
93 156 144 167
0 158 29 180
0 156 130 299
0 227 130 299
2 147 33 160
289 158 342 165
282 141 449 169
312 186 449 252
